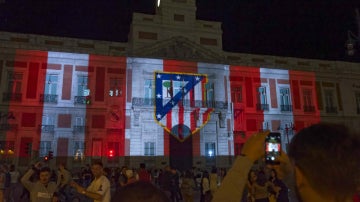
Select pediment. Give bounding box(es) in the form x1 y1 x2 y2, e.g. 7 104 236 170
132 36 226 63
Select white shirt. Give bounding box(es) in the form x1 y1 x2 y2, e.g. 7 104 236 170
87 175 111 202
10 170 20 184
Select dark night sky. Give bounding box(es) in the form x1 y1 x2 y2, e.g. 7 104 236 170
1 0 360 62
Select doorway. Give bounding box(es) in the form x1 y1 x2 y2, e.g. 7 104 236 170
169 134 193 172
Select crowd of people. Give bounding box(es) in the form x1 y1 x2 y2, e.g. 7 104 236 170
0 159 228 202
0 122 358 202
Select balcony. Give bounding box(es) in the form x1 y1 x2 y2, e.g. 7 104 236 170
256 103 269 111
325 106 338 114
40 94 58 103
0 124 18 131
303 105 316 113
131 97 228 109
74 96 91 105
280 105 292 112
73 125 87 133
2 93 22 102
107 128 122 134
39 125 55 133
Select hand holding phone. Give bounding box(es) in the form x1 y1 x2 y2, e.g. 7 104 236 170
265 132 281 164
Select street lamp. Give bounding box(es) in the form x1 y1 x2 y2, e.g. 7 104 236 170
346 9 360 56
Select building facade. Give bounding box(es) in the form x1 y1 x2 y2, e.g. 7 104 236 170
0 0 359 170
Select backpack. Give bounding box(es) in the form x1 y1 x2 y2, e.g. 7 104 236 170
4 172 11 188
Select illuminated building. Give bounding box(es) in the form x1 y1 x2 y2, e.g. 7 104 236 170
0 0 359 170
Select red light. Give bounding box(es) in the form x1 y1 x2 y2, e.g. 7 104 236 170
44 156 49 162
109 150 114 157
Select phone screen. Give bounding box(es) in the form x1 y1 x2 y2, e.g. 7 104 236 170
265 132 281 164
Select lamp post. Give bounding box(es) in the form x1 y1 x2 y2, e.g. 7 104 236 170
282 122 295 152
346 9 360 56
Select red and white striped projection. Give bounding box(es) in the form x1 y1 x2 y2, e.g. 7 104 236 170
3 50 320 159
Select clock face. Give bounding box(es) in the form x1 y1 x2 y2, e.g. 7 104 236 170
109 105 120 122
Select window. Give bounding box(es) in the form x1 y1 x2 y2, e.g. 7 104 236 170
231 86 242 103
144 79 155 105
42 115 54 125
144 142 155 156
205 142 216 157
257 86 269 110
324 89 337 113
75 117 85 126
258 87 267 104
39 141 51 157
109 78 122 97
74 141 85 160
355 92 360 114
303 89 315 112
77 76 89 96
7 72 22 93
45 74 58 95
280 88 291 111
206 83 215 107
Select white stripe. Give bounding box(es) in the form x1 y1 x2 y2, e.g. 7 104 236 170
42 52 89 155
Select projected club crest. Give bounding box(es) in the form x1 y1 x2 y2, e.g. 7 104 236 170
154 72 214 142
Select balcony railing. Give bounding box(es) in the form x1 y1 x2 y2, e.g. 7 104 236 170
39 125 55 133
256 103 269 111
40 94 58 103
0 124 18 131
325 106 338 114
107 128 122 134
74 96 91 105
280 105 292 112
303 105 316 113
73 126 87 133
131 97 228 109
2 93 22 102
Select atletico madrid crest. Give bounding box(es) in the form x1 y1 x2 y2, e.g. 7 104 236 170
154 71 214 142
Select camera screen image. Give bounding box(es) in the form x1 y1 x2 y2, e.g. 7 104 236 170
265 133 281 163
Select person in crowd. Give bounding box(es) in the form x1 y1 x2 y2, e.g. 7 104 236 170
242 170 257 202
209 167 218 196
251 171 272 202
0 165 6 202
7 164 21 202
70 161 111 202
21 162 58 202
111 181 170 202
353 185 360 202
159 166 174 199
269 169 289 202
138 163 151 182
118 166 128 188
212 123 360 202
200 171 211 202
180 170 196 202
124 169 138 186
153 169 160 185
170 167 182 202
56 162 72 200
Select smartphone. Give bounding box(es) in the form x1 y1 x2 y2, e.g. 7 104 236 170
265 132 281 164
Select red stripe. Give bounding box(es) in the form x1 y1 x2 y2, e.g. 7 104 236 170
289 70 320 131
13 50 48 157
87 55 127 157
230 66 263 152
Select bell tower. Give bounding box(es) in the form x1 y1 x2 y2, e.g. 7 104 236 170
128 0 223 56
